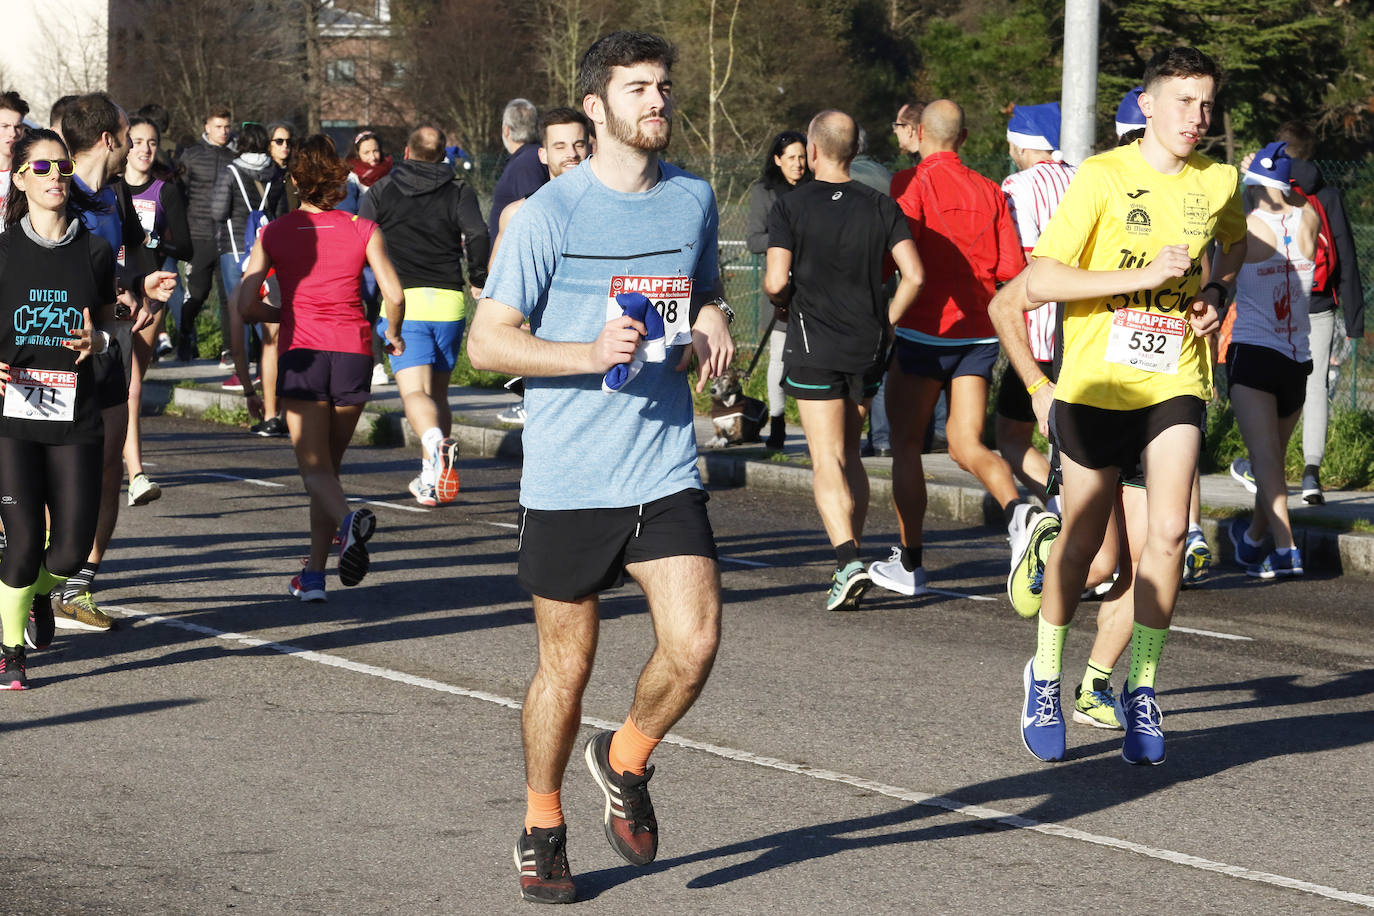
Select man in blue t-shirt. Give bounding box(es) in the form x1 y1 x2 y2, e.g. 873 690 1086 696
470 30 734 906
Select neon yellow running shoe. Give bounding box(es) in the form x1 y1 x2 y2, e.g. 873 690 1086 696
1073 679 1123 730
1007 511 1060 618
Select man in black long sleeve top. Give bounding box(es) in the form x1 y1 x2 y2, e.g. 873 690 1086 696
359 124 490 506
173 105 235 362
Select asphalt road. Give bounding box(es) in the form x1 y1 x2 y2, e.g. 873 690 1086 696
4 415 1373 915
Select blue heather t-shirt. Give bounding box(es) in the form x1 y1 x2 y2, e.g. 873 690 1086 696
483 160 720 511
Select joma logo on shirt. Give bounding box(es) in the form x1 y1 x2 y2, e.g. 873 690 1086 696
13 304 83 336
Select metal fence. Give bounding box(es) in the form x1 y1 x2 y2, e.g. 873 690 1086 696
469 152 1374 410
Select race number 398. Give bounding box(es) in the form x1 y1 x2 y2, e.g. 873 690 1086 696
2 367 77 422
608 275 694 346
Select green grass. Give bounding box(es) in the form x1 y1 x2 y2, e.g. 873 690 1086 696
200 403 252 427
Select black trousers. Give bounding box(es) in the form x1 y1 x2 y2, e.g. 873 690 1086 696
179 237 227 352
0 437 103 587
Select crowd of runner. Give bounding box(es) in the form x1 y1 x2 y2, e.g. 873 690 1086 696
0 29 1364 905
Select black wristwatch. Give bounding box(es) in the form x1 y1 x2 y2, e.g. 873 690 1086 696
703 298 734 325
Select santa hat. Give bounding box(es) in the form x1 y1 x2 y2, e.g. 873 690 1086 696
1007 102 1063 160
602 292 667 394
1243 141 1292 191
1115 87 1146 138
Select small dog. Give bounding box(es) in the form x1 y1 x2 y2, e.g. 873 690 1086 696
706 371 767 448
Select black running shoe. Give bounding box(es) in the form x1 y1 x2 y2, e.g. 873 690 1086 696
25 593 55 650
513 825 576 904
584 730 658 865
337 508 376 587
1 645 29 690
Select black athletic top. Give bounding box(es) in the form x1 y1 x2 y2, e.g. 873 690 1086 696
0 220 115 445
768 179 910 373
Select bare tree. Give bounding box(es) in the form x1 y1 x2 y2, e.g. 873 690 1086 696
33 2 109 103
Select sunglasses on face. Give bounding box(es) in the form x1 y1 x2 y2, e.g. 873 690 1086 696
271 137 292 145
18 159 75 177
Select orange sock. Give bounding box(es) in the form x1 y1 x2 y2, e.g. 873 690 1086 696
608 716 661 776
524 786 564 831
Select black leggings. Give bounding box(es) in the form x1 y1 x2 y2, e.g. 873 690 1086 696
0 437 103 588
179 238 226 347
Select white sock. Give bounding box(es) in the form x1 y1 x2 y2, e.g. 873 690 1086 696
420 427 444 484
1188 522 1204 538
1244 530 1264 548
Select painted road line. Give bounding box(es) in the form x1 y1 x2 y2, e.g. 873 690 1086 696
110 606 1372 911
1172 625 1253 642
482 521 519 530
924 586 998 602
719 557 771 568
194 472 286 489
347 497 429 515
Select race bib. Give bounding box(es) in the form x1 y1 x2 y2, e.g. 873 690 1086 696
1104 309 1186 374
3 367 77 422
607 276 693 346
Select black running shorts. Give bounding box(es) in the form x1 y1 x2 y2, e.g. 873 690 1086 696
517 488 717 601
995 360 1055 423
893 339 999 383
1226 342 1312 418
782 362 885 402
1050 395 1204 472
277 348 372 406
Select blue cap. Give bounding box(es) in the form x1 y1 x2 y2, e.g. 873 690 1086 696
1007 102 1062 153
1244 141 1292 191
1115 87 1146 137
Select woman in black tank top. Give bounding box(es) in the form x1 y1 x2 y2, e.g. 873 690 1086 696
0 129 114 688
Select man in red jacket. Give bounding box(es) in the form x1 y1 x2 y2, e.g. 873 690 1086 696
870 99 1038 599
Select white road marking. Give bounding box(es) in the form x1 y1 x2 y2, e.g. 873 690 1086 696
1172 625 1253 642
347 497 429 515
483 521 519 530
924 586 998 602
108 606 1372 910
193 472 285 489
719 557 771 568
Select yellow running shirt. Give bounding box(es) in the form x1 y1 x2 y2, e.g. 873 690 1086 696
1032 141 1245 411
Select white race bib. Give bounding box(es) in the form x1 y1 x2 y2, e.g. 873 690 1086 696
3 367 77 422
1104 309 1186 375
607 275 693 347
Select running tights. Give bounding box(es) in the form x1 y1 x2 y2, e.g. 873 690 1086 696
0 437 103 588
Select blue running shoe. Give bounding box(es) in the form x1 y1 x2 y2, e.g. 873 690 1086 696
1117 684 1166 765
1020 659 1065 762
1229 517 1264 572
1251 547 1304 580
289 570 327 603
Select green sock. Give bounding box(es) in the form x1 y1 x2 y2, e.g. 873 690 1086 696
0 579 39 648
1033 618 1069 681
1127 623 1170 692
35 566 63 595
1081 659 1113 694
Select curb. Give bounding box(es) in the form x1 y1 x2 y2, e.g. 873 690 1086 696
161 382 1374 578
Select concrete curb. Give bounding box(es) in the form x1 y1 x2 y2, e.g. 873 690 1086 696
160 381 1374 578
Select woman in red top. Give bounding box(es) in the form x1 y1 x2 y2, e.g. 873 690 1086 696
232 135 404 603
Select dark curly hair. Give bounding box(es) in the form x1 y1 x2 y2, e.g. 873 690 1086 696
290 134 349 209
4 128 103 230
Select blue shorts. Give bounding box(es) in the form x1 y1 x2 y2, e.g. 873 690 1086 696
893 339 999 382
378 317 466 374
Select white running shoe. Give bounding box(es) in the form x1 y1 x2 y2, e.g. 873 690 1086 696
497 403 527 426
1006 502 1038 568
869 547 928 596
371 363 390 387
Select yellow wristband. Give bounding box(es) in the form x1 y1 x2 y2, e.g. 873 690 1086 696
1026 375 1050 396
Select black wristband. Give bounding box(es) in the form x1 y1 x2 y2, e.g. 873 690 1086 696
1202 281 1230 303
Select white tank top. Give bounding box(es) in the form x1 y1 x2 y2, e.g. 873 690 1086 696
1232 206 1315 362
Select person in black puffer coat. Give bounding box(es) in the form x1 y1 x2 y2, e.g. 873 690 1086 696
173 105 236 361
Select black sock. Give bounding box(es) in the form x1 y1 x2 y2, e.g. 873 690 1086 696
899 545 921 572
61 563 98 602
835 540 859 568
1003 497 1028 526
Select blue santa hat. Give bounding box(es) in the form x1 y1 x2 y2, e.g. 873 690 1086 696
602 292 667 394
1243 141 1292 191
1115 86 1146 137
1007 102 1063 159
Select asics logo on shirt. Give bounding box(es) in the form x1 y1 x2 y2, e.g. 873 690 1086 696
13 303 83 336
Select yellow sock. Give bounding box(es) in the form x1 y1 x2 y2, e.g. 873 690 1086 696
608 716 661 776
1033 618 1069 681
1126 623 1169 692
